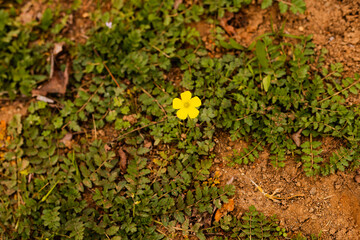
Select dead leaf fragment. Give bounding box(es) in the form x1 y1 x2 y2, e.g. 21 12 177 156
0 120 6 141
53 42 65 55
144 140 152 149
214 209 223 222
214 199 235 222
291 129 303 147
20 1 42 24
60 133 73 148
104 144 111 152
32 61 70 96
222 199 235 212
122 114 137 124
119 147 127 173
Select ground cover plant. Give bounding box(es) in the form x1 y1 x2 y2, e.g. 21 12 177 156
1 0 359 239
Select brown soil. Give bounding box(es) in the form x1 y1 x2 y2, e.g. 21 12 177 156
195 0 360 75
213 134 360 239
0 102 28 123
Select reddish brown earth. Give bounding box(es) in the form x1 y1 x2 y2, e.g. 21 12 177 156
213 134 360 239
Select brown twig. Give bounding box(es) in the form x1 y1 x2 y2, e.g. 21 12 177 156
93 48 121 89
118 118 166 139
244 175 304 202
319 78 360 103
150 44 170 58
0 221 8 234
61 82 104 130
140 87 167 117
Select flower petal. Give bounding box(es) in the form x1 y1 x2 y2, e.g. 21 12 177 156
190 96 201 108
180 91 192 102
176 108 188 120
188 107 199 119
172 98 183 109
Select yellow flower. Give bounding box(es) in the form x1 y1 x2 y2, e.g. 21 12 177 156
172 91 201 120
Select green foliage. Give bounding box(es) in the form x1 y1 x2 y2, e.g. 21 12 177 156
261 0 306 14
0 0 358 239
212 205 283 239
300 136 323 177
0 8 48 98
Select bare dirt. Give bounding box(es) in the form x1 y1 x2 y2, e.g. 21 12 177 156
0 102 28 123
213 134 360 239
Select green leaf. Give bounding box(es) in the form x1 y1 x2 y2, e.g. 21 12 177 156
261 0 273 9
196 232 206 240
278 2 288 13
106 226 119 236
263 75 271 92
256 40 269 68
290 0 306 14
186 190 194 205
40 8 53 30
106 110 117 122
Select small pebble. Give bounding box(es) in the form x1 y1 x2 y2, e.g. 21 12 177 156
296 182 301 187
299 26 304 31
309 207 314 213
310 187 317 195
354 175 360 184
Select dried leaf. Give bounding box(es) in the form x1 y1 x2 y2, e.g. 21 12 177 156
222 199 234 212
60 133 73 148
32 61 70 96
144 140 152 149
104 144 111 152
0 120 6 141
53 42 64 55
291 129 303 147
19 1 42 24
214 198 235 222
118 147 127 173
214 209 223 222
122 114 137 124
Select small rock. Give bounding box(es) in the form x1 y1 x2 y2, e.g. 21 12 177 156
311 215 317 220
279 218 285 226
310 187 317 195
309 207 314 213
296 182 301 187
354 175 360 184
299 26 304 31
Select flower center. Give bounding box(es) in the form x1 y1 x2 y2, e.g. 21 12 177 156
183 101 190 108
